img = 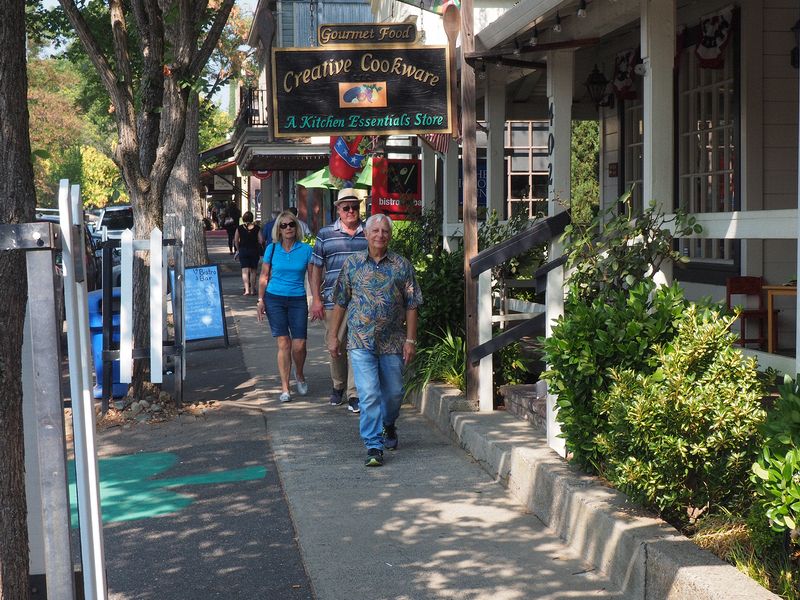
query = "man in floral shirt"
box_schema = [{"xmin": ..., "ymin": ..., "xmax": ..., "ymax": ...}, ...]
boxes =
[{"xmin": 328, "ymin": 213, "xmax": 422, "ymax": 467}]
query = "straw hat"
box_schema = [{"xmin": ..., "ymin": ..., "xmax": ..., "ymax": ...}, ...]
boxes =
[{"xmin": 333, "ymin": 188, "xmax": 362, "ymax": 206}]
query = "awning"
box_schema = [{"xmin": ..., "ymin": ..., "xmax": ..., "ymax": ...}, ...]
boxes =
[{"xmin": 199, "ymin": 141, "xmax": 234, "ymax": 165}]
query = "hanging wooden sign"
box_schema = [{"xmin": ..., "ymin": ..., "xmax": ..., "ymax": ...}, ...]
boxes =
[
  {"xmin": 318, "ymin": 23, "xmax": 418, "ymax": 46},
  {"xmin": 272, "ymin": 45, "xmax": 452, "ymax": 138}
]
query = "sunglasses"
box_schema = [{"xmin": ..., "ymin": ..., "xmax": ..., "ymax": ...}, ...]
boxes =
[
  {"xmin": 339, "ymin": 204, "xmax": 359, "ymax": 213},
  {"xmin": 279, "ymin": 222, "xmax": 296, "ymax": 229}
]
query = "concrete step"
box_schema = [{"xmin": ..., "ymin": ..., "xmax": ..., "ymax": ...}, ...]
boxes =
[{"xmin": 499, "ymin": 381, "xmax": 547, "ymax": 430}]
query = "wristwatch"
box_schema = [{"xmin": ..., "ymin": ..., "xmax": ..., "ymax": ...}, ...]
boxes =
[{"xmin": 405, "ymin": 338, "xmax": 417, "ymax": 345}]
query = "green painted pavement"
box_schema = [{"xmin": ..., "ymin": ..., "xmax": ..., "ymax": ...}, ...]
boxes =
[{"xmin": 67, "ymin": 452, "xmax": 267, "ymax": 527}]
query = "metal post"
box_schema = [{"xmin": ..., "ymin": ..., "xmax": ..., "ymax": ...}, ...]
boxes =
[{"xmin": 26, "ymin": 228, "xmax": 77, "ymax": 600}]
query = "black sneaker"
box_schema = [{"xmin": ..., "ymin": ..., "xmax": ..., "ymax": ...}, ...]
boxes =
[
  {"xmin": 382, "ymin": 424, "xmax": 398, "ymax": 450},
  {"xmin": 365, "ymin": 448, "xmax": 384, "ymax": 467},
  {"xmin": 347, "ymin": 397, "xmax": 360, "ymax": 413},
  {"xmin": 329, "ymin": 388, "xmax": 344, "ymax": 406}
]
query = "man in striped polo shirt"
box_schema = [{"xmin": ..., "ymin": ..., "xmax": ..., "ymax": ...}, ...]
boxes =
[{"xmin": 310, "ymin": 188, "xmax": 368, "ymax": 412}]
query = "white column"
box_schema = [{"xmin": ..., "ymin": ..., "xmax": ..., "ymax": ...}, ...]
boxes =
[
  {"xmin": 421, "ymin": 143, "xmax": 436, "ymax": 212},
  {"xmin": 120, "ymin": 229, "xmax": 134, "ymax": 383},
  {"xmin": 478, "ymin": 271, "xmax": 493, "ymax": 411},
  {"xmin": 545, "ymin": 50, "xmax": 573, "ymax": 457},
  {"xmin": 443, "ymin": 141, "xmax": 460, "ymax": 251},
  {"xmin": 641, "ymin": 0, "xmax": 676, "ymax": 284},
  {"xmin": 486, "ymin": 66, "xmax": 506, "ymax": 219},
  {"xmin": 149, "ymin": 228, "xmax": 163, "ymax": 383}
]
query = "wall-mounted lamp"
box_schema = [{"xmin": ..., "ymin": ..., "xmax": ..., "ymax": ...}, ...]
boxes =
[
  {"xmin": 577, "ymin": 0, "xmax": 587, "ymax": 18},
  {"xmin": 792, "ymin": 20, "xmax": 800, "ymax": 68},
  {"xmin": 585, "ymin": 64, "xmax": 612, "ymax": 109},
  {"xmin": 529, "ymin": 25, "xmax": 539, "ymax": 46},
  {"xmin": 553, "ymin": 11, "xmax": 562, "ymax": 33}
]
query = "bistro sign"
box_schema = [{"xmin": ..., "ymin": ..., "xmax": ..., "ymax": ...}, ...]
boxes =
[
  {"xmin": 271, "ymin": 45, "xmax": 452, "ymax": 138},
  {"xmin": 318, "ymin": 22, "xmax": 418, "ymax": 46}
]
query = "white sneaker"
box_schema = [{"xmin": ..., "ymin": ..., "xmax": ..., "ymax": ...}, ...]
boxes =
[
  {"xmin": 279, "ymin": 391, "xmax": 291, "ymax": 403},
  {"xmin": 296, "ymin": 380, "xmax": 308, "ymax": 396}
]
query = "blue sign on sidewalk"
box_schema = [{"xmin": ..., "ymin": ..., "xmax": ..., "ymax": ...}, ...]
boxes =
[{"xmin": 184, "ymin": 265, "xmax": 227, "ymax": 342}]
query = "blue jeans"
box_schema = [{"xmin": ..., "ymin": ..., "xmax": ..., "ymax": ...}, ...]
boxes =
[{"xmin": 349, "ymin": 349, "xmax": 403, "ymax": 450}]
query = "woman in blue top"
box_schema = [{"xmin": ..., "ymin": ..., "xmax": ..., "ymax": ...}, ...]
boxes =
[{"xmin": 256, "ymin": 210, "xmax": 313, "ymax": 403}]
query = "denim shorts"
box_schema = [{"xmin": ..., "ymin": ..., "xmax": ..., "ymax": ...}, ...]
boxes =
[{"xmin": 264, "ymin": 292, "xmax": 308, "ymax": 339}]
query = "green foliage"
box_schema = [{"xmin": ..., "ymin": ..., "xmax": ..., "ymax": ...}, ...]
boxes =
[
  {"xmin": 543, "ymin": 195, "xmax": 705, "ymax": 474},
  {"xmin": 602, "ymin": 303, "xmax": 765, "ymax": 526},
  {"xmin": 412, "ymin": 248, "xmax": 466, "ymax": 348},
  {"xmin": 478, "ymin": 208, "xmax": 545, "ymax": 282},
  {"xmin": 199, "ymin": 99, "xmax": 233, "ymax": 151},
  {"xmin": 746, "ymin": 501, "xmax": 787, "ymax": 557},
  {"xmin": 494, "ymin": 341, "xmax": 536, "ymax": 388},
  {"xmin": 77, "ymin": 146, "xmax": 128, "ymax": 208},
  {"xmin": 405, "ymin": 327, "xmax": 466, "ymax": 396},
  {"xmin": 391, "ymin": 208, "xmax": 445, "ymax": 263},
  {"xmin": 752, "ymin": 375, "xmax": 800, "ymax": 538},
  {"xmin": 570, "ymin": 120, "xmax": 600, "ymax": 225},
  {"xmin": 392, "ymin": 209, "xmax": 464, "ymax": 347},
  {"xmin": 543, "ymin": 280, "xmax": 686, "ymax": 472},
  {"xmin": 562, "ymin": 192, "xmax": 700, "ymax": 303}
]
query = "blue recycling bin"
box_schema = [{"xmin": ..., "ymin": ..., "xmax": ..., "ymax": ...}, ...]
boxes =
[{"xmin": 87, "ymin": 287, "xmax": 128, "ymax": 398}]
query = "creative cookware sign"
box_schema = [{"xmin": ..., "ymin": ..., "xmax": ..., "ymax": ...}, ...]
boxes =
[{"xmin": 271, "ymin": 45, "xmax": 452, "ymax": 138}]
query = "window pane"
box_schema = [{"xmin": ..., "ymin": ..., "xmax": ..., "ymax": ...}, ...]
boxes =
[
  {"xmin": 510, "ymin": 123, "xmax": 529, "ymax": 147},
  {"xmin": 510, "ymin": 175, "xmax": 529, "ymax": 199},
  {"xmin": 511, "ymin": 150, "xmax": 529, "ymax": 172}
]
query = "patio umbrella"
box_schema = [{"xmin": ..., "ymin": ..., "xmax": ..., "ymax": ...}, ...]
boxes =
[
  {"xmin": 297, "ymin": 167, "xmax": 337, "ymax": 189},
  {"xmin": 354, "ymin": 157, "xmax": 372, "ymax": 189}
]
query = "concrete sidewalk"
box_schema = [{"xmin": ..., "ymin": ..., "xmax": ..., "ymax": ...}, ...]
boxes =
[{"xmin": 203, "ymin": 234, "xmax": 625, "ymax": 599}]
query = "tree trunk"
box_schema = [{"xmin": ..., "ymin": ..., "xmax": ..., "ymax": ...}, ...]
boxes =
[
  {"xmin": 164, "ymin": 91, "xmax": 208, "ymax": 267},
  {"xmin": 0, "ymin": 1, "xmax": 36, "ymax": 597}
]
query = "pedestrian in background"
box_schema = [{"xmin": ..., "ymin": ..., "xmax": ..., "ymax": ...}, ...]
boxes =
[
  {"xmin": 223, "ymin": 201, "xmax": 241, "ymax": 254},
  {"xmin": 288, "ymin": 206, "xmax": 311, "ymax": 238},
  {"xmin": 310, "ymin": 188, "xmax": 368, "ymax": 414},
  {"xmin": 328, "ymin": 213, "xmax": 422, "ymax": 467},
  {"xmin": 233, "ymin": 211, "xmax": 260, "ymax": 296},
  {"xmin": 257, "ymin": 210, "xmax": 313, "ymax": 403}
]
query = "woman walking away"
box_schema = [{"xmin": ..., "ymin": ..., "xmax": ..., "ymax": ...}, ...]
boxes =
[
  {"xmin": 223, "ymin": 202, "xmax": 241, "ymax": 253},
  {"xmin": 256, "ymin": 210, "xmax": 313, "ymax": 403},
  {"xmin": 234, "ymin": 211, "xmax": 261, "ymax": 295}
]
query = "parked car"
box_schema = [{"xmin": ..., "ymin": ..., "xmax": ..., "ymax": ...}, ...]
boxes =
[{"xmin": 93, "ymin": 205, "xmax": 133, "ymax": 241}]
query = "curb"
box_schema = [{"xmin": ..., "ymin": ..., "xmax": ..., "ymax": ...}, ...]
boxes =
[{"xmin": 409, "ymin": 383, "xmax": 780, "ymax": 600}]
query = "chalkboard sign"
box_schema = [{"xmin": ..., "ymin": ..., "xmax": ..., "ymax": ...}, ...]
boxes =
[{"xmin": 184, "ymin": 265, "xmax": 228, "ymax": 343}]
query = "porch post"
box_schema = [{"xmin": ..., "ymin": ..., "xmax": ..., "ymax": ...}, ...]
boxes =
[
  {"xmin": 486, "ymin": 66, "xmax": 506, "ymax": 219},
  {"xmin": 443, "ymin": 141, "xmax": 460, "ymax": 251},
  {"xmin": 545, "ymin": 50, "xmax": 573, "ymax": 457},
  {"xmin": 641, "ymin": 0, "xmax": 676, "ymax": 284},
  {"xmin": 421, "ymin": 143, "xmax": 436, "ymax": 212}
]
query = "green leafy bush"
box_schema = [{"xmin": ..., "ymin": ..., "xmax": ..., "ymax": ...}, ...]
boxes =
[
  {"xmin": 405, "ymin": 327, "xmax": 466, "ymax": 396},
  {"xmin": 752, "ymin": 376, "xmax": 800, "ymax": 538},
  {"xmin": 602, "ymin": 303, "xmax": 764, "ymax": 526},
  {"xmin": 412, "ymin": 249, "xmax": 465, "ymax": 348},
  {"xmin": 543, "ymin": 280, "xmax": 685, "ymax": 472}
]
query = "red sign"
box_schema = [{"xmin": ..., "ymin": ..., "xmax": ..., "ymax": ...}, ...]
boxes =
[
  {"xmin": 370, "ymin": 157, "xmax": 421, "ymax": 221},
  {"xmin": 252, "ymin": 170, "xmax": 273, "ymax": 180}
]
